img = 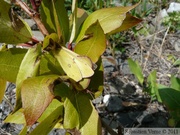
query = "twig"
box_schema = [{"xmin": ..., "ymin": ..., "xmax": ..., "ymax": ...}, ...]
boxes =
[
  {"xmin": 3, "ymin": 95, "xmax": 14, "ymax": 111},
  {"xmin": 142, "ymin": 33, "xmax": 157, "ymax": 72},
  {"xmin": 158, "ymin": 26, "xmax": 170, "ymax": 57},
  {"xmin": 14, "ymin": 0, "xmax": 49, "ymax": 36},
  {"xmin": 101, "ymin": 118, "xmax": 119, "ymax": 135}
]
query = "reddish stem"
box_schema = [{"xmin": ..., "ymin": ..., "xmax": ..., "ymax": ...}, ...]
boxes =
[{"xmin": 14, "ymin": 0, "xmax": 49, "ymax": 36}]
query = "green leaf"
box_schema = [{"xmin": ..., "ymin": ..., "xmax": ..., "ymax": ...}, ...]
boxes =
[
  {"xmin": 19, "ymin": 125, "xmax": 27, "ymax": 135},
  {"xmin": 0, "ymin": 48, "xmax": 27, "ymax": 82},
  {"xmin": 0, "ymin": 0, "xmax": 32, "ymax": 44},
  {"xmin": 40, "ymin": 0, "xmax": 69, "ymax": 43},
  {"xmin": 38, "ymin": 99, "xmax": 63, "ymax": 122},
  {"xmin": 170, "ymin": 76, "xmax": 180, "ymax": 91},
  {"xmin": 159, "ymin": 88, "xmax": 180, "ymax": 110},
  {"xmin": 108, "ymin": 13, "xmax": 142, "ymax": 34},
  {"xmin": 69, "ymin": 0, "xmax": 78, "ymax": 43},
  {"xmin": 40, "ymin": 52, "xmax": 64, "ymax": 75},
  {"xmin": 4, "ymin": 108, "xmax": 26, "ymax": 124},
  {"xmin": 43, "ymin": 33, "xmax": 59, "ymax": 50},
  {"xmin": 63, "ymin": 92, "xmax": 101, "ymax": 135},
  {"xmin": 173, "ymin": 59, "xmax": 180, "ymax": 66},
  {"xmin": 128, "ymin": 58, "xmax": 144, "ymax": 85},
  {"xmin": 75, "ymin": 21, "xmax": 106, "ymax": 63},
  {"xmin": 88, "ymin": 58, "xmax": 104, "ymax": 98},
  {"xmin": 76, "ymin": 3, "xmax": 139, "ymax": 41},
  {"xmin": 0, "ymin": 78, "xmax": 6, "ymax": 103},
  {"xmin": 29, "ymin": 104, "xmax": 63, "ymax": 135},
  {"xmin": 147, "ymin": 70, "xmax": 162, "ymax": 102},
  {"xmin": 15, "ymin": 44, "xmax": 41, "ymax": 111},
  {"xmin": 159, "ymin": 88, "xmax": 180, "ymax": 120},
  {"xmin": 21, "ymin": 75, "xmax": 60, "ymax": 125},
  {"xmin": 69, "ymin": 8, "xmax": 88, "ymax": 41}
]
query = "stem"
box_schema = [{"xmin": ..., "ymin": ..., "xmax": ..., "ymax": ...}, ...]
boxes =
[{"xmin": 14, "ymin": 0, "xmax": 49, "ymax": 36}]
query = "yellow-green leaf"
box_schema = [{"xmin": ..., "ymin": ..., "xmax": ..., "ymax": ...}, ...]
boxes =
[
  {"xmin": 88, "ymin": 58, "xmax": 104, "ymax": 98},
  {"xmin": 69, "ymin": 8, "xmax": 88, "ymax": 42},
  {"xmin": 40, "ymin": 0, "xmax": 69, "ymax": 43},
  {"xmin": 128, "ymin": 58, "xmax": 144, "ymax": 85},
  {"xmin": 15, "ymin": 44, "xmax": 41, "ymax": 111},
  {"xmin": 0, "ymin": 0, "xmax": 32, "ymax": 44},
  {"xmin": 64, "ymin": 92, "xmax": 101, "ymax": 135},
  {"xmin": 108, "ymin": 13, "xmax": 142, "ymax": 34},
  {"xmin": 29, "ymin": 104, "xmax": 63, "ymax": 135},
  {"xmin": 170, "ymin": 76, "xmax": 180, "ymax": 91},
  {"xmin": 38, "ymin": 99, "xmax": 63, "ymax": 122},
  {"xmin": 0, "ymin": 78, "xmax": 6, "ymax": 103},
  {"xmin": 19, "ymin": 125, "xmax": 27, "ymax": 135},
  {"xmin": 21, "ymin": 75, "xmax": 59, "ymax": 125},
  {"xmin": 40, "ymin": 52, "xmax": 64, "ymax": 75},
  {"xmin": 4, "ymin": 108, "xmax": 26, "ymax": 124},
  {"xmin": 76, "ymin": 3, "xmax": 139, "ymax": 41},
  {"xmin": 75, "ymin": 21, "xmax": 106, "ymax": 63},
  {"xmin": 0, "ymin": 48, "xmax": 27, "ymax": 82}
]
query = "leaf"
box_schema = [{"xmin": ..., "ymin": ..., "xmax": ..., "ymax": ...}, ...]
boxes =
[
  {"xmin": 88, "ymin": 58, "xmax": 104, "ymax": 98},
  {"xmin": 128, "ymin": 58, "xmax": 144, "ymax": 85},
  {"xmin": 0, "ymin": 48, "xmax": 27, "ymax": 82},
  {"xmin": 108, "ymin": 13, "xmax": 142, "ymax": 34},
  {"xmin": 21, "ymin": 75, "xmax": 59, "ymax": 126},
  {"xmin": 75, "ymin": 21, "xmax": 106, "ymax": 63},
  {"xmin": 69, "ymin": 8, "xmax": 88, "ymax": 41},
  {"xmin": 170, "ymin": 76, "xmax": 180, "ymax": 91},
  {"xmin": 69, "ymin": 0, "xmax": 78, "ymax": 43},
  {"xmin": 0, "ymin": 78, "xmax": 6, "ymax": 103},
  {"xmin": 43, "ymin": 33, "xmax": 59, "ymax": 50},
  {"xmin": 4, "ymin": 108, "xmax": 26, "ymax": 124},
  {"xmin": 19, "ymin": 125, "xmax": 27, "ymax": 135},
  {"xmin": 0, "ymin": 0, "xmax": 32, "ymax": 44},
  {"xmin": 71, "ymin": 78, "xmax": 91, "ymax": 91},
  {"xmin": 40, "ymin": 52, "xmax": 64, "ymax": 75},
  {"xmin": 38, "ymin": 99, "xmax": 63, "ymax": 122},
  {"xmin": 147, "ymin": 70, "xmax": 162, "ymax": 102},
  {"xmin": 63, "ymin": 92, "xmax": 101, "ymax": 135},
  {"xmin": 76, "ymin": 3, "xmax": 139, "ymax": 41},
  {"xmin": 15, "ymin": 44, "xmax": 41, "ymax": 111},
  {"xmin": 173, "ymin": 59, "xmax": 180, "ymax": 66},
  {"xmin": 159, "ymin": 88, "xmax": 180, "ymax": 120},
  {"xmin": 53, "ymin": 46, "xmax": 94, "ymax": 82},
  {"xmin": 29, "ymin": 104, "xmax": 63, "ymax": 135},
  {"xmin": 40, "ymin": 0, "xmax": 69, "ymax": 43}
]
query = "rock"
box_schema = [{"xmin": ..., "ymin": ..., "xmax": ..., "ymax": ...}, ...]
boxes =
[
  {"xmin": 92, "ymin": 95, "xmax": 103, "ymax": 104},
  {"xmin": 128, "ymin": 111, "xmax": 142, "ymax": 121},
  {"xmin": 174, "ymin": 39, "xmax": 180, "ymax": 52},
  {"xmin": 32, "ymin": 31, "xmax": 44, "ymax": 41},
  {"xmin": 116, "ymin": 113, "xmax": 134, "ymax": 127},
  {"xmin": 106, "ymin": 95, "xmax": 124, "ymax": 112},
  {"xmin": 142, "ymin": 114, "xmax": 154, "ymax": 123},
  {"xmin": 103, "ymin": 94, "xmax": 111, "ymax": 104},
  {"xmin": 167, "ymin": 2, "xmax": 180, "ymax": 13},
  {"xmin": 24, "ymin": 19, "xmax": 36, "ymax": 28}
]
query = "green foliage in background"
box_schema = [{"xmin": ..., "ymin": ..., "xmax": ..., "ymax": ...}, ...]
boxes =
[{"xmin": 128, "ymin": 58, "xmax": 180, "ymax": 127}]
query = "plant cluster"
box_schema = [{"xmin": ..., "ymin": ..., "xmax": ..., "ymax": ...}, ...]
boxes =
[
  {"xmin": 128, "ymin": 58, "xmax": 180, "ymax": 127},
  {"xmin": 0, "ymin": 0, "xmax": 141, "ymax": 134},
  {"xmin": 162, "ymin": 11, "xmax": 180, "ymax": 32}
]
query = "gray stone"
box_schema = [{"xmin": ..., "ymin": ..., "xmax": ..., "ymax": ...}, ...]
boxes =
[
  {"xmin": 106, "ymin": 95, "xmax": 124, "ymax": 112},
  {"xmin": 32, "ymin": 31, "xmax": 44, "ymax": 41}
]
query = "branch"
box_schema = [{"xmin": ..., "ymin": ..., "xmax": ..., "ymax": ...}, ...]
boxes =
[{"xmin": 14, "ymin": 0, "xmax": 49, "ymax": 36}]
